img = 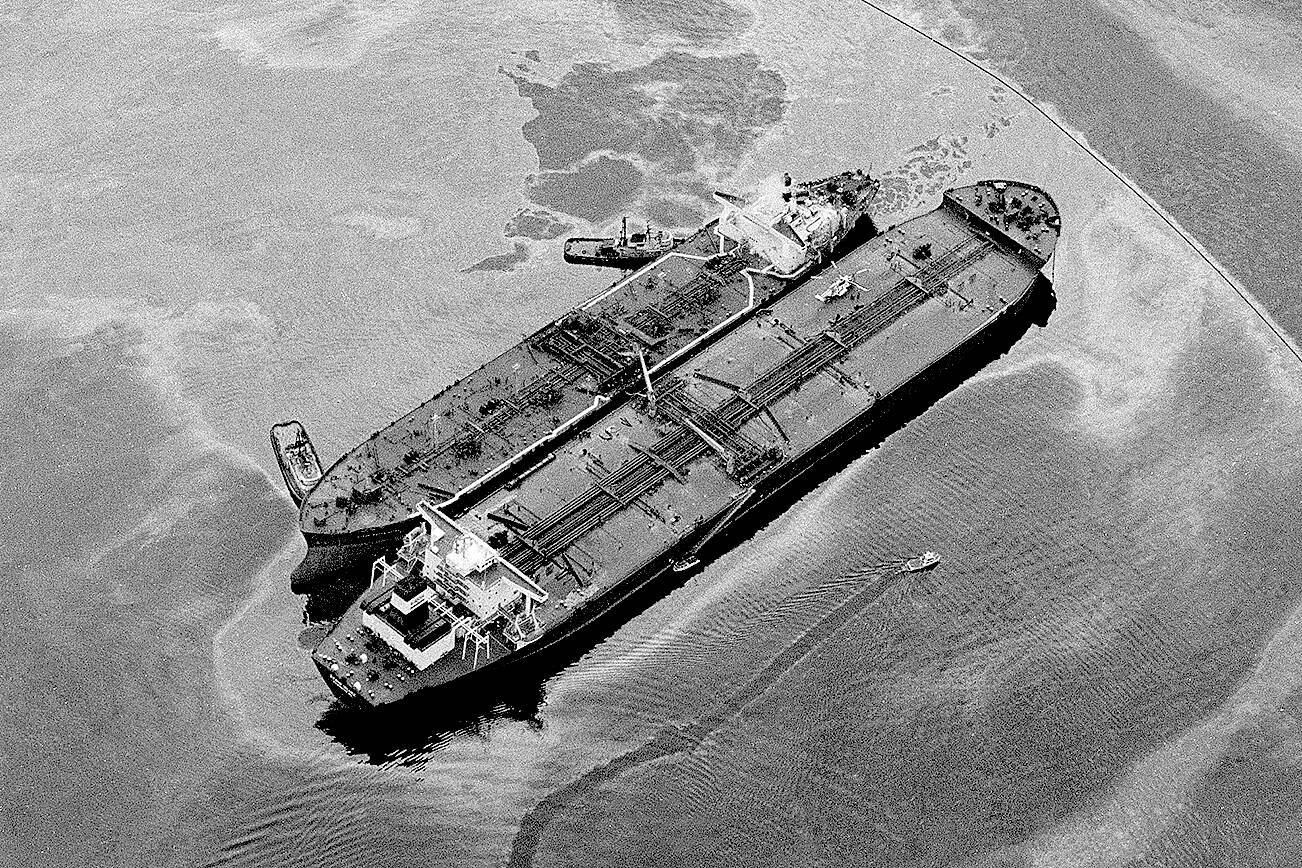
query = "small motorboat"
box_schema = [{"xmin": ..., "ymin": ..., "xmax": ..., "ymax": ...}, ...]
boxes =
[
  {"xmin": 902, "ymin": 551, "xmax": 941, "ymax": 573},
  {"xmin": 563, "ymin": 217, "xmax": 679, "ymax": 269}
]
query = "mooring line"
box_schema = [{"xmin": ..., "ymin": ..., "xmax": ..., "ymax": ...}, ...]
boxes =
[{"xmin": 852, "ymin": 0, "xmax": 1302, "ymax": 366}]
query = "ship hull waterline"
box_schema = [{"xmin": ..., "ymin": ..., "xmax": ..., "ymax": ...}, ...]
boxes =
[{"xmin": 317, "ymin": 270, "xmax": 1055, "ymax": 712}]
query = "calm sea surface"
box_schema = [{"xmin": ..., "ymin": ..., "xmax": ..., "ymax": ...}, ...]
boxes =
[{"xmin": 2, "ymin": 1, "xmax": 1301, "ymax": 866}]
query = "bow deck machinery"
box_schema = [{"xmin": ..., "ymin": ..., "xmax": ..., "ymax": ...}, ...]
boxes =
[
  {"xmin": 312, "ymin": 179, "xmax": 1061, "ymax": 706},
  {"xmin": 287, "ymin": 170, "xmax": 880, "ymax": 590}
]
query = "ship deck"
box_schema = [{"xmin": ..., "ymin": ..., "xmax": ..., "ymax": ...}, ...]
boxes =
[
  {"xmin": 317, "ymin": 181, "xmax": 1060, "ymax": 705},
  {"xmin": 300, "ymin": 224, "xmax": 789, "ymax": 538},
  {"xmin": 463, "ymin": 182, "xmax": 1056, "ymax": 590}
]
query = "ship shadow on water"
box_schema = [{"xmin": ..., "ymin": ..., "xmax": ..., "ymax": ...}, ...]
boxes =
[
  {"xmin": 312, "ymin": 272, "xmax": 1057, "ymax": 763},
  {"xmin": 315, "ymin": 678, "xmax": 551, "ymax": 764}
]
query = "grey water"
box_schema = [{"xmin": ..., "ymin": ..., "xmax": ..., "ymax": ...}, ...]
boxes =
[{"xmin": 2, "ymin": 1, "xmax": 1301, "ymax": 866}]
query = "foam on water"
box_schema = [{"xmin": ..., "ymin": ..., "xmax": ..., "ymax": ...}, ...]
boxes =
[
  {"xmin": 0, "ymin": 301, "xmax": 296, "ymax": 866},
  {"xmin": 210, "ymin": 0, "xmax": 426, "ymax": 70},
  {"xmin": 5, "ymin": 0, "xmax": 1302, "ymax": 864},
  {"xmin": 1025, "ymin": 588, "xmax": 1302, "ymax": 865},
  {"xmin": 1093, "ymin": 0, "xmax": 1302, "ymax": 151}
]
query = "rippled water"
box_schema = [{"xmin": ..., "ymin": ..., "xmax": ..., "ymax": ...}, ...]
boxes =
[{"xmin": 3, "ymin": 0, "xmax": 1301, "ymax": 866}]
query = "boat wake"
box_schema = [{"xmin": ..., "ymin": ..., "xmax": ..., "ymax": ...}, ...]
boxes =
[{"xmin": 507, "ymin": 561, "xmax": 921, "ymax": 867}]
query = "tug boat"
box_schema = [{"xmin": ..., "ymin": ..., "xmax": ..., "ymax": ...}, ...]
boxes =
[
  {"xmin": 271, "ymin": 421, "xmax": 323, "ymax": 507},
  {"xmin": 563, "ymin": 217, "xmax": 679, "ymax": 269}
]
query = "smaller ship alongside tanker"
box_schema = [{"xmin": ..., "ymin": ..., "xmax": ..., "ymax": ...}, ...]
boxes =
[
  {"xmin": 291, "ymin": 174, "xmax": 1060, "ymax": 707},
  {"xmin": 270, "ymin": 421, "xmax": 323, "ymax": 507},
  {"xmin": 563, "ymin": 217, "xmax": 680, "ymax": 269}
]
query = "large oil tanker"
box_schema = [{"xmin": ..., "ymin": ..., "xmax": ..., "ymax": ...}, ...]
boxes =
[
  {"xmin": 286, "ymin": 170, "xmax": 881, "ymax": 591},
  {"xmin": 308, "ymin": 177, "xmax": 1061, "ymax": 707}
]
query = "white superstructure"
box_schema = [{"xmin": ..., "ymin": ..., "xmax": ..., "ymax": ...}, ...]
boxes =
[
  {"xmin": 355, "ymin": 502, "xmax": 548, "ymax": 671},
  {"xmin": 714, "ymin": 170, "xmax": 875, "ymax": 274}
]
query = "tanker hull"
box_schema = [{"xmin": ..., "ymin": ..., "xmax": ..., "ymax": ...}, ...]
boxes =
[
  {"xmin": 289, "ymin": 170, "xmax": 881, "ymax": 591},
  {"xmin": 312, "ymin": 180, "xmax": 1062, "ymax": 708}
]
